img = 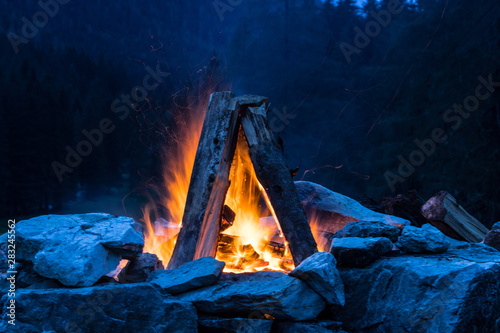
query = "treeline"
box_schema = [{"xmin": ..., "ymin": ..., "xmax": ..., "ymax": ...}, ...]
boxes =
[
  {"xmin": 225, "ymin": 0, "xmax": 500, "ymax": 224},
  {"xmin": 0, "ymin": 0, "xmax": 499, "ymax": 224}
]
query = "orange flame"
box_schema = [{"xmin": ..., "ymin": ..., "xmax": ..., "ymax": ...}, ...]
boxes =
[
  {"xmin": 143, "ymin": 93, "xmax": 295, "ymax": 272},
  {"xmin": 215, "ymin": 131, "xmax": 294, "ymax": 272},
  {"xmin": 142, "ymin": 94, "xmax": 206, "ymax": 264}
]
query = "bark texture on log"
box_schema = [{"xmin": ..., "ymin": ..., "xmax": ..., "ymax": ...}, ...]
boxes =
[
  {"xmin": 421, "ymin": 191, "xmax": 489, "ymax": 243},
  {"xmin": 241, "ymin": 104, "xmax": 318, "ymax": 266},
  {"xmin": 167, "ymin": 92, "xmax": 240, "ymax": 269}
]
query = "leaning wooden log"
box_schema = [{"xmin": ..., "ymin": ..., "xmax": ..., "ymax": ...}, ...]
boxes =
[
  {"xmin": 421, "ymin": 191, "xmax": 489, "ymax": 243},
  {"xmin": 167, "ymin": 92, "xmax": 240, "ymax": 269},
  {"xmin": 241, "ymin": 103, "xmax": 318, "ymax": 266}
]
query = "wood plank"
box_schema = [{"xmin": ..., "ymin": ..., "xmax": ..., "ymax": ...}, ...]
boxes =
[
  {"xmin": 421, "ymin": 191, "xmax": 489, "ymax": 242},
  {"xmin": 167, "ymin": 92, "xmax": 240, "ymax": 269},
  {"xmin": 241, "ymin": 104, "xmax": 318, "ymax": 266}
]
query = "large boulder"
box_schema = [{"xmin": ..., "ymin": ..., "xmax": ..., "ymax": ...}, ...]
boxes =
[
  {"xmin": 0, "ymin": 283, "xmax": 198, "ymax": 332},
  {"xmin": 289, "ymin": 252, "xmax": 345, "ymax": 306},
  {"xmin": 148, "ymin": 257, "xmax": 225, "ymax": 295},
  {"xmin": 333, "ymin": 244, "xmax": 500, "ymax": 332},
  {"xmin": 14, "ymin": 213, "xmax": 144, "ymax": 287},
  {"xmin": 331, "ymin": 237, "xmax": 393, "ymax": 268},
  {"xmin": 396, "ymin": 224, "xmax": 450, "ymax": 253},
  {"xmin": 333, "ymin": 220, "xmax": 401, "ymax": 243},
  {"xmin": 176, "ymin": 271, "xmax": 326, "ymax": 321},
  {"xmin": 483, "ymin": 222, "xmax": 500, "ymax": 251},
  {"xmin": 295, "ymin": 181, "xmax": 410, "ymax": 235}
]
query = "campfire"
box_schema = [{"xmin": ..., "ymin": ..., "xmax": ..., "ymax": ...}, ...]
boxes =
[
  {"xmin": 6, "ymin": 92, "xmax": 500, "ymax": 333},
  {"xmin": 143, "ymin": 92, "xmax": 318, "ymax": 273}
]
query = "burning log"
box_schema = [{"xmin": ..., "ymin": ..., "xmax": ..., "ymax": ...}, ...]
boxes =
[
  {"xmin": 168, "ymin": 92, "xmax": 318, "ymax": 270},
  {"xmin": 220, "ymin": 205, "xmax": 236, "ymax": 233},
  {"xmin": 241, "ymin": 103, "xmax": 318, "ymax": 266},
  {"xmin": 421, "ymin": 191, "xmax": 489, "ymax": 242},
  {"xmin": 168, "ymin": 92, "xmax": 241, "ymax": 269}
]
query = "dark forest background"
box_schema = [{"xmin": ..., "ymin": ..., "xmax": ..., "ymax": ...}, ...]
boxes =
[{"xmin": 0, "ymin": 0, "xmax": 499, "ymax": 228}]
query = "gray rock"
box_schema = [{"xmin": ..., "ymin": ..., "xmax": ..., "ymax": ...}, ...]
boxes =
[
  {"xmin": 289, "ymin": 252, "xmax": 345, "ymax": 306},
  {"xmin": 0, "ymin": 243, "xmax": 8, "ymax": 276},
  {"xmin": 397, "ymin": 224, "xmax": 450, "ymax": 253},
  {"xmin": 272, "ymin": 320, "xmax": 346, "ymax": 333},
  {"xmin": 16, "ymin": 263, "xmax": 50, "ymax": 288},
  {"xmin": 334, "ymin": 244, "xmax": 500, "ymax": 332},
  {"xmin": 118, "ymin": 253, "xmax": 164, "ymax": 283},
  {"xmin": 14, "ymin": 213, "xmax": 144, "ymax": 287},
  {"xmin": 295, "ymin": 181, "xmax": 410, "ymax": 235},
  {"xmin": 333, "ymin": 220, "xmax": 401, "ymax": 243},
  {"xmin": 330, "ymin": 237, "xmax": 393, "ymax": 268},
  {"xmin": 177, "ymin": 271, "xmax": 326, "ymax": 321},
  {"xmin": 148, "ymin": 256, "xmax": 225, "ymax": 295},
  {"xmin": 0, "ymin": 283, "xmax": 197, "ymax": 333},
  {"xmin": 25, "ymin": 279, "xmax": 64, "ymax": 290},
  {"xmin": 483, "ymin": 221, "xmax": 500, "ymax": 251},
  {"xmin": 198, "ymin": 316, "xmax": 272, "ymax": 333}
]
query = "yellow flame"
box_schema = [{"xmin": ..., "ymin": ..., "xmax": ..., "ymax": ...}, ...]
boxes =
[
  {"xmin": 143, "ymin": 93, "xmax": 295, "ymax": 272},
  {"xmin": 142, "ymin": 95, "xmax": 206, "ymax": 264},
  {"xmin": 216, "ymin": 131, "xmax": 294, "ymax": 273}
]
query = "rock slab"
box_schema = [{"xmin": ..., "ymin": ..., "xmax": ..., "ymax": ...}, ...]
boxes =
[
  {"xmin": 14, "ymin": 213, "xmax": 144, "ymax": 287},
  {"xmin": 333, "ymin": 220, "xmax": 401, "ymax": 243},
  {"xmin": 272, "ymin": 320, "xmax": 346, "ymax": 333},
  {"xmin": 0, "ymin": 283, "xmax": 197, "ymax": 333},
  {"xmin": 148, "ymin": 256, "xmax": 225, "ymax": 295},
  {"xmin": 295, "ymin": 181, "xmax": 410, "ymax": 235},
  {"xmin": 397, "ymin": 223, "xmax": 450, "ymax": 253},
  {"xmin": 289, "ymin": 252, "xmax": 345, "ymax": 306},
  {"xmin": 331, "ymin": 237, "xmax": 393, "ymax": 268},
  {"xmin": 198, "ymin": 316, "xmax": 272, "ymax": 333},
  {"xmin": 334, "ymin": 244, "xmax": 500, "ymax": 332},
  {"xmin": 177, "ymin": 271, "xmax": 326, "ymax": 321}
]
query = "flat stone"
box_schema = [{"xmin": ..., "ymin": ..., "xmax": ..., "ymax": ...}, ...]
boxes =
[
  {"xmin": 333, "ymin": 244, "xmax": 500, "ymax": 332},
  {"xmin": 295, "ymin": 181, "xmax": 410, "ymax": 235},
  {"xmin": 198, "ymin": 316, "xmax": 272, "ymax": 333},
  {"xmin": 0, "ymin": 283, "xmax": 197, "ymax": 333},
  {"xmin": 333, "ymin": 220, "xmax": 401, "ymax": 243},
  {"xmin": 272, "ymin": 320, "xmax": 346, "ymax": 333},
  {"xmin": 177, "ymin": 271, "xmax": 325, "ymax": 321},
  {"xmin": 483, "ymin": 222, "xmax": 500, "ymax": 251},
  {"xmin": 289, "ymin": 252, "xmax": 345, "ymax": 306},
  {"xmin": 148, "ymin": 257, "xmax": 225, "ymax": 295},
  {"xmin": 119, "ymin": 253, "xmax": 164, "ymax": 283},
  {"xmin": 397, "ymin": 224, "xmax": 450, "ymax": 253},
  {"xmin": 331, "ymin": 237, "xmax": 393, "ymax": 268},
  {"xmin": 12, "ymin": 213, "xmax": 144, "ymax": 287}
]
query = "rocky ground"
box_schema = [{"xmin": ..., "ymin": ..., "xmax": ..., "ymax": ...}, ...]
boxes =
[{"xmin": 1, "ymin": 182, "xmax": 499, "ymax": 332}]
